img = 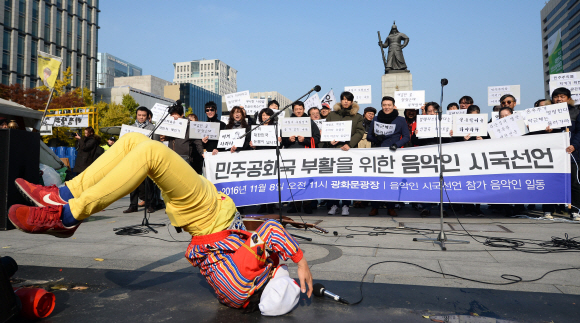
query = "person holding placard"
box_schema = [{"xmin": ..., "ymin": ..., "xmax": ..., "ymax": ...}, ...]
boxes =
[
  {"xmin": 187, "ymin": 113, "xmax": 205, "ymax": 175},
  {"xmin": 366, "ymin": 96, "xmax": 410, "ymax": 217},
  {"xmin": 403, "ymin": 108, "xmax": 419, "ymax": 148},
  {"xmin": 160, "ymin": 104, "xmax": 196, "ymax": 166},
  {"xmin": 72, "ymin": 127, "xmax": 101, "ymax": 175},
  {"xmin": 447, "ymin": 103, "xmax": 459, "ymax": 110},
  {"xmin": 202, "ymin": 101, "xmax": 227, "ymax": 157},
  {"xmin": 308, "ymin": 107, "xmax": 321, "ymax": 121},
  {"xmin": 499, "ymin": 94, "xmax": 517, "ymax": 110},
  {"xmin": 282, "ymin": 101, "xmax": 321, "ymax": 214},
  {"xmin": 212, "ymin": 106, "xmax": 251, "ymax": 157},
  {"xmin": 325, "ymin": 92, "xmax": 365, "ymax": 216},
  {"xmin": 458, "ymin": 96, "xmax": 473, "ymax": 110},
  {"xmin": 251, "ymin": 100, "xmax": 279, "ymax": 126},
  {"xmin": 357, "ymin": 107, "xmax": 377, "ymax": 149}
]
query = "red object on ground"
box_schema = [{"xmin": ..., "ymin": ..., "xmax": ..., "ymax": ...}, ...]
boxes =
[{"xmin": 13, "ymin": 287, "xmax": 56, "ymax": 319}]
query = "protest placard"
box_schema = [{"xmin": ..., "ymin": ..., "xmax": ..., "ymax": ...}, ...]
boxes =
[
  {"xmin": 119, "ymin": 124, "xmax": 152, "ymax": 138},
  {"xmin": 151, "ymin": 103, "xmax": 169, "ymax": 123},
  {"xmin": 313, "ymin": 119, "xmax": 326, "ymax": 129},
  {"xmin": 155, "ymin": 118, "xmax": 188, "ymax": 139},
  {"xmin": 217, "ymin": 129, "xmax": 246, "ymax": 149},
  {"xmin": 446, "ymin": 109, "xmax": 467, "ymax": 115},
  {"xmin": 373, "ymin": 121, "xmax": 396, "ymax": 136},
  {"xmin": 487, "ymin": 85, "xmax": 520, "ymax": 106},
  {"xmin": 320, "ymin": 121, "xmax": 352, "ymax": 142},
  {"xmin": 488, "ymin": 114, "xmax": 527, "ymax": 139},
  {"xmin": 416, "ymin": 115, "xmax": 452, "ymax": 138},
  {"xmin": 225, "ymin": 91, "xmax": 250, "ymax": 110},
  {"xmin": 394, "ymin": 90, "xmax": 425, "ymax": 110},
  {"xmin": 320, "ymin": 89, "xmax": 336, "ymax": 108},
  {"xmin": 545, "ymin": 102, "xmax": 572, "ymax": 129},
  {"xmin": 244, "ymin": 98, "xmax": 267, "ymax": 116},
  {"xmin": 279, "ymin": 117, "xmax": 311, "ymax": 137},
  {"xmin": 251, "ymin": 125, "xmax": 277, "ymax": 147},
  {"xmin": 549, "ymin": 72, "xmax": 580, "ymax": 104},
  {"xmin": 189, "ymin": 121, "xmax": 221, "ymax": 140},
  {"xmin": 304, "ymin": 93, "xmax": 323, "ymax": 111},
  {"xmin": 452, "ymin": 114, "xmax": 488, "ymax": 137},
  {"xmin": 344, "ymin": 85, "xmax": 371, "ymax": 104},
  {"xmin": 524, "ymin": 107, "xmax": 550, "ymax": 132},
  {"xmin": 44, "ymin": 114, "xmax": 89, "ymax": 128}
]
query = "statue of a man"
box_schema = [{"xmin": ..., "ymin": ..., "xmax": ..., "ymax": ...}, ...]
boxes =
[{"xmin": 378, "ymin": 22, "xmax": 409, "ymax": 73}]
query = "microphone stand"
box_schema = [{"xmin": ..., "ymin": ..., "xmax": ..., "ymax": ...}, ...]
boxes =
[
  {"xmin": 114, "ymin": 108, "xmax": 175, "ymax": 235},
  {"xmin": 413, "ymin": 79, "xmax": 469, "ymax": 250},
  {"xmin": 240, "ymin": 87, "xmax": 321, "ymax": 242}
]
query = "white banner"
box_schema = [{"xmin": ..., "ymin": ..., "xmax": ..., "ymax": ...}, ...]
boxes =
[
  {"xmin": 373, "ymin": 122, "xmax": 396, "ymax": 136},
  {"xmin": 320, "ymin": 89, "xmax": 336, "ymax": 108},
  {"xmin": 225, "ymin": 91, "xmax": 250, "ymax": 111},
  {"xmin": 488, "ymin": 85, "xmax": 520, "ymax": 106},
  {"xmin": 321, "ymin": 121, "xmax": 352, "ymax": 142},
  {"xmin": 119, "ymin": 124, "xmax": 151, "ymax": 138},
  {"xmin": 251, "ymin": 125, "xmax": 277, "ymax": 147},
  {"xmin": 44, "ymin": 114, "xmax": 89, "ymax": 128},
  {"xmin": 204, "ymin": 133, "xmax": 571, "ymax": 206},
  {"xmin": 304, "ymin": 93, "xmax": 323, "ymax": 111},
  {"xmin": 453, "ymin": 114, "xmax": 488, "ymax": 137},
  {"xmin": 189, "ymin": 121, "xmax": 221, "ymax": 140},
  {"xmin": 545, "ymin": 102, "xmax": 572, "ymax": 129},
  {"xmin": 217, "ymin": 129, "xmax": 246, "ymax": 149},
  {"xmin": 488, "ymin": 114, "xmax": 527, "ymax": 139},
  {"xmin": 416, "ymin": 115, "xmax": 452, "ymax": 138},
  {"xmin": 155, "ymin": 118, "xmax": 188, "ymax": 139},
  {"xmin": 344, "ymin": 85, "xmax": 372, "ymax": 104},
  {"xmin": 244, "ymin": 98, "xmax": 267, "ymax": 116},
  {"xmin": 151, "ymin": 103, "xmax": 169, "ymax": 123},
  {"xmin": 394, "ymin": 90, "xmax": 425, "ymax": 110},
  {"xmin": 279, "ymin": 117, "xmax": 311, "ymax": 137}
]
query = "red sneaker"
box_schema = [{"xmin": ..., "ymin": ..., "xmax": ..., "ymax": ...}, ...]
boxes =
[
  {"xmin": 8, "ymin": 204, "xmax": 80, "ymax": 238},
  {"xmin": 15, "ymin": 178, "xmax": 68, "ymax": 207}
]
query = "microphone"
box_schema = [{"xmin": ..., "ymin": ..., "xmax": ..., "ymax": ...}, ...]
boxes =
[
  {"xmin": 440, "ymin": 78, "xmax": 448, "ymax": 86},
  {"xmin": 313, "ymin": 283, "xmax": 349, "ymax": 304},
  {"xmin": 313, "ymin": 85, "xmax": 321, "ymax": 92}
]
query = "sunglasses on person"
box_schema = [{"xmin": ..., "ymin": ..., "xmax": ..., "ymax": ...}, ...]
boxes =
[
  {"xmin": 205, "ymin": 108, "xmax": 216, "ymax": 112},
  {"xmin": 501, "ymin": 100, "xmax": 514, "ymax": 105}
]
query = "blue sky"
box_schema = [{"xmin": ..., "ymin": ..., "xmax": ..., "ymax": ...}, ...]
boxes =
[{"xmin": 99, "ymin": 0, "xmax": 547, "ymax": 114}]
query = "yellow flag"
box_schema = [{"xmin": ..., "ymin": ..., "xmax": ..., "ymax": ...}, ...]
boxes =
[{"xmin": 37, "ymin": 51, "xmax": 62, "ymax": 89}]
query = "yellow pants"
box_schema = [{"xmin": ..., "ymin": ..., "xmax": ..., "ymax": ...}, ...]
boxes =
[{"xmin": 66, "ymin": 132, "xmax": 236, "ymax": 236}]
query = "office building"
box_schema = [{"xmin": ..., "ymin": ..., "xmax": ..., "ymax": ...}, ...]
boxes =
[
  {"xmin": 114, "ymin": 75, "xmax": 169, "ymax": 97},
  {"xmin": 1, "ymin": 0, "xmax": 99, "ymax": 91},
  {"xmin": 97, "ymin": 52, "xmax": 142, "ymax": 88},
  {"xmin": 96, "ymin": 85, "xmax": 175, "ymax": 108},
  {"xmin": 164, "ymin": 83, "xmax": 222, "ymax": 121},
  {"xmin": 541, "ymin": 0, "xmax": 580, "ymax": 96},
  {"xmin": 173, "ymin": 58, "xmax": 237, "ymax": 96}
]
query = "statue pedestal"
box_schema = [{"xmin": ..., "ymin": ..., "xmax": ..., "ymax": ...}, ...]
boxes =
[{"xmin": 381, "ymin": 72, "xmax": 413, "ymax": 98}]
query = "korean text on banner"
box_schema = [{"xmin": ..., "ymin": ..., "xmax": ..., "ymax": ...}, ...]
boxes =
[
  {"xmin": 344, "ymin": 85, "xmax": 372, "ymax": 104},
  {"xmin": 155, "ymin": 118, "xmax": 188, "ymax": 139},
  {"xmin": 244, "ymin": 99, "xmax": 267, "ymax": 116},
  {"xmin": 321, "ymin": 121, "xmax": 352, "ymax": 142},
  {"xmin": 416, "ymin": 115, "xmax": 452, "ymax": 138},
  {"xmin": 189, "ymin": 121, "xmax": 221, "ymax": 140},
  {"xmin": 545, "ymin": 102, "xmax": 572, "ymax": 129},
  {"xmin": 394, "ymin": 90, "xmax": 425, "ymax": 110},
  {"xmin": 204, "ymin": 133, "xmax": 571, "ymax": 206},
  {"xmin": 452, "ymin": 114, "xmax": 488, "ymax": 137},
  {"xmin": 44, "ymin": 115, "xmax": 89, "ymax": 128},
  {"xmin": 304, "ymin": 93, "xmax": 323, "ymax": 111},
  {"xmin": 37, "ymin": 51, "xmax": 62, "ymax": 89},
  {"xmin": 119, "ymin": 124, "xmax": 151, "ymax": 138},
  {"xmin": 549, "ymin": 72, "xmax": 580, "ymax": 104},
  {"xmin": 488, "ymin": 85, "xmax": 520, "ymax": 106},
  {"xmin": 151, "ymin": 103, "xmax": 169, "ymax": 123},
  {"xmin": 373, "ymin": 122, "xmax": 396, "ymax": 136},
  {"xmin": 320, "ymin": 89, "xmax": 336, "ymax": 108},
  {"xmin": 251, "ymin": 125, "xmax": 277, "ymax": 147},
  {"xmin": 217, "ymin": 129, "xmax": 246, "ymax": 149},
  {"xmin": 225, "ymin": 91, "xmax": 250, "ymax": 110},
  {"xmin": 488, "ymin": 114, "xmax": 527, "ymax": 139},
  {"xmin": 279, "ymin": 117, "xmax": 311, "ymax": 137}
]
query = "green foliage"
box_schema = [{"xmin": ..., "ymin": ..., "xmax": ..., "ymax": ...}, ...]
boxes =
[
  {"xmin": 185, "ymin": 106, "xmax": 193, "ymax": 117},
  {"xmin": 121, "ymin": 94, "xmax": 139, "ymax": 121}
]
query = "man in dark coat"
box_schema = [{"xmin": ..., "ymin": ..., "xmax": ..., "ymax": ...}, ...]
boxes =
[{"xmin": 72, "ymin": 126, "xmax": 100, "ymax": 174}]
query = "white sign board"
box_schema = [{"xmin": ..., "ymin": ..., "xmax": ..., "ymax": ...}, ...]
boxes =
[
  {"xmin": 225, "ymin": 91, "xmax": 250, "ymax": 111},
  {"xmin": 394, "ymin": 90, "xmax": 425, "ymax": 110},
  {"xmin": 44, "ymin": 114, "xmax": 89, "ymax": 128},
  {"xmin": 313, "ymin": 119, "xmax": 326, "ymax": 129},
  {"xmin": 119, "ymin": 124, "xmax": 152, "ymax": 138},
  {"xmin": 549, "ymin": 72, "xmax": 580, "ymax": 104},
  {"xmin": 452, "ymin": 114, "xmax": 488, "ymax": 137},
  {"xmin": 221, "ymin": 116, "xmax": 230, "ymax": 124},
  {"xmin": 545, "ymin": 102, "xmax": 572, "ymax": 129},
  {"xmin": 244, "ymin": 98, "xmax": 267, "ymax": 116},
  {"xmin": 251, "ymin": 125, "xmax": 277, "ymax": 147},
  {"xmin": 189, "ymin": 121, "xmax": 221, "ymax": 140},
  {"xmin": 524, "ymin": 107, "xmax": 550, "ymax": 132},
  {"xmin": 373, "ymin": 122, "xmax": 396, "ymax": 136},
  {"xmin": 151, "ymin": 103, "xmax": 169, "ymax": 123},
  {"xmin": 487, "ymin": 85, "xmax": 520, "ymax": 106},
  {"xmin": 40, "ymin": 125, "xmax": 52, "ymax": 136},
  {"xmin": 279, "ymin": 117, "xmax": 312, "ymax": 137},
  {"xmin": 155, "ymin": 118, "xmax": 188, "ymax": 139},
  {"xmin": 344, "ymin": 85, "xmax": 371, "ymax": 104},
  {"xmin": 488, "ymin": 114, "xmax": 528, "ymax": 139},
  {"xmin": 321, "ymin": 121, "xmax": 352, "ymax": 142},
  {"xmin": 304, "ymin": 93, "xmax": 323, "ymax": 111},
  {"xmin": 416, "ymin": 115, "xmax": 453, "ymax": 138},
  {"xmin": 217, "ymin": 129, "xmax": 246, "ymax": 149},
  {"xmin": 320, "ymin": 89, "xmax": 336, "ymax": 108},
  {"xmin": 446, "ymin": 109, "xmax": 467, "ymax": 115}
]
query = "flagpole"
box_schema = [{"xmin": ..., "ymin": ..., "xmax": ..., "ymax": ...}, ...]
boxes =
[{"xmin": 40, "ymin": 87, "xmax": 55, "ymax": 126}]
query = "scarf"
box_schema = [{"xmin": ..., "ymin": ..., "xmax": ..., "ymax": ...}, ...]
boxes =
[
  {"xmin": 339, "ymin": 107, "xmax": 352, "ymax": 117},
  {"xmin": 135, "ymin": 120, "xmax": 150, "ymax": 129},
  {"xmin": 377, "ymin": 109, "xmax": 399, "ymax": 124},
  {"xmin": 207, "ymin": 115, "xmax": 218, "ymax": 122}
]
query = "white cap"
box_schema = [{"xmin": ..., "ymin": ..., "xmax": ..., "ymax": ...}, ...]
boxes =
[{"xmin": 259, "ymin": 265, "xmax": 300, "ymax": 316}]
